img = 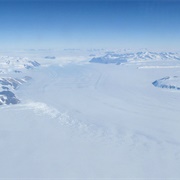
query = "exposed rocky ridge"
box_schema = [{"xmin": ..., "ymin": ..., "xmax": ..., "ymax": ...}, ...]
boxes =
[
  {"xmin": 152, "ymin": 76, "xmax": 180, "ymax": 90},
  {"xmin": 0, "ymin": 76, "xmax": 32, "ymax": 105}
]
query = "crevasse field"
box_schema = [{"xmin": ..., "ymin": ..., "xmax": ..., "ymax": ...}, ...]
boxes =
[{"xmin": 0, "ymin": 49, "xmax": 180, "ymax": 178}]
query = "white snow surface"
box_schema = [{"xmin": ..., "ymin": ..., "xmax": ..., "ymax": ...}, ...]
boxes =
[{"xmin": 0, "ymin": 49, "xmax": 180, "ymax": 179}]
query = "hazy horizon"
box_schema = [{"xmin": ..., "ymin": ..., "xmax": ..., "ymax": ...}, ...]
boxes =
[{"xmin": 0, "ymin": 1, "xmax": 180, "ymax": 51}]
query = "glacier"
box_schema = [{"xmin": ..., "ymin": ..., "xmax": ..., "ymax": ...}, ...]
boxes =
[{"xmin": 0, "ymin": 49, "xmax": 180, "ymax": 178}]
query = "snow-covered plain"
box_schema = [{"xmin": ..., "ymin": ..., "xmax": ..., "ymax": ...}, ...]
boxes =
[{"xmin": 0, "ymin": 49, "xmax": 180, "ymax": 178}]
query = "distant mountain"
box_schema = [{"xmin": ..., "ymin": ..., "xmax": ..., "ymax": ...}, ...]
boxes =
[
  {"xmin": 90, "ymin": 53, "xmax": 127, "ymax": 65},
  {"xmin": 44, "ymin": 56, "xmax": 56, "ymax": 59},
  {"xmin": 0, "ymin": 56, "xmax": 40, "ymax": 74},
  {"xmin": 90, "ymin": 51, "xmax": 180, "ymax": 64}
]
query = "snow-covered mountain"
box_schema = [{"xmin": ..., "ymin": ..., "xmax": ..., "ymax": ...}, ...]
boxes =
[
  {"xmin": 0, "ymin": 56, "xmax": 39, "ymax": 105},
  {"xmin": 152, "ymin": 76, "xmax": 180, "ymax": 90},
  {"xmin": 90, "ymin": 53, "xmax": 127, "ymax": 65},
  {"xmin": 90, "ymin": 51, "xmax": 180, "ymax": 64},
  {"xmin": 0, "ymin": 56, "xmax": 40, "ymax": 74},
  {"xmin": 0, "ymin": 76, "xmax": 32, "ymax": 105},
  {"xmin": 0, "ymin": 91, "xmax": 20, "ymax": 105}
]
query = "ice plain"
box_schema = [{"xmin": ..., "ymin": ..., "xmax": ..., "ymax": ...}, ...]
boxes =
[{"xmin": 0, "ymin": 49, "xmax": 180, "ymax": 178}]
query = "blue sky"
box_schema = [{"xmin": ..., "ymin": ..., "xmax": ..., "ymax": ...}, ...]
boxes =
[{"xmin": 0, "ymin": 1, "xmax": 180, "ymax": 50}]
